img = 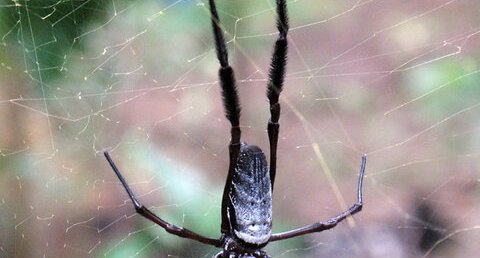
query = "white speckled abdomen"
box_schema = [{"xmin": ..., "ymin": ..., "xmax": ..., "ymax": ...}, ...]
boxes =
[{"xmin": 229, "ymin": 144, "xmax": 272, "ymax": 246}]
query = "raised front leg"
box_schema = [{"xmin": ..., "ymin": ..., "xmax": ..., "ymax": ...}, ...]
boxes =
[
  {"xmin": 266, "ymin": 0, "xmax": 289, "ymax": 189},
  {"xmin": 208, "ymin": 0, "xmax": 242, "ymax": 234}
]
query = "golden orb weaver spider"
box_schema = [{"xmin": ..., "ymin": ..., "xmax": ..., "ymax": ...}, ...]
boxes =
[{"xmin": 104, "ymin": 0, "xmax": 366, "ymax": 257}]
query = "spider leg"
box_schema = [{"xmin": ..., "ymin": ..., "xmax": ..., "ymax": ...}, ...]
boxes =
[
  {"xmin": 208, "ymin": 0, "xmax": 242, "ymax": 234},
  {"xmin": 103, "ymin": 151, "xmax": 222, "ymax": 247},
  {"xmin": 269, "ymin": 155, "xmax": 366, "ymax": 241},
  {"xmin": 209, "ymin": 0, "xmax": 241, "ymax": 138},
  {"xmin": 267, "ymin": 0, "xmax": 289, "ymax": 188}
]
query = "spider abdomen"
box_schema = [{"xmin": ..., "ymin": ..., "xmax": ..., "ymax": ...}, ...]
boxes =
[{"xmin": 229, "ymin": 144, "xmax": 272, "ymax": 246}]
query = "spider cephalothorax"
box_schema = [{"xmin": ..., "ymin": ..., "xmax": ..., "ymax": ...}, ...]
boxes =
[
  {"xmin": 104, "ymin": 1, "xmax": 366, "ymax": 257},
  {"xmin": 216, "ymin": 235, "xmax": 270, "ymax": 258}
]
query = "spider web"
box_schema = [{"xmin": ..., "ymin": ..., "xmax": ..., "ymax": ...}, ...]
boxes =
[{"xmin": 1, "ymin": 0, "xmax": 480, "ymax": 257}]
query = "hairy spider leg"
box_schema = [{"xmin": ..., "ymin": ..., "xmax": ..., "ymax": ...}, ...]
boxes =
[
  {"xmin": 208, "ymin": 0, "xmax": 243, "ymax": 235},
  {"xmin": 269, "ymin": 154, "xmax": 367, "ymax": 241},
  {"xmin": 266, "ymin": 0, "xmax": 288, "ymax": 189},
  {"xmin": 103, "ymin": 151, "xmax": 222, "ymax": 247}
]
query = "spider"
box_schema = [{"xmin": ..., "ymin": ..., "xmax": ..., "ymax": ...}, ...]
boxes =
[{"xmin": 103, "ymin": 0, "xmax": 367, "ymax": 257}]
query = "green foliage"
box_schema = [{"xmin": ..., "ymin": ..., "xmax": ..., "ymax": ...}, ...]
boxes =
[
  {"xmin": 103, "ymin": 142, "xmax": 222, "ymax": 255},
  {"xmin": 406, "ymin": 59, "xmax": 480, "ymax": 118},
  {"xmin": 0, "ymin": 0, "xmax": 110, "ymax": 87}
]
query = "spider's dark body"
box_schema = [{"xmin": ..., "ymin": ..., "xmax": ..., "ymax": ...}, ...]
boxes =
[
  {"xmin": 228, "ymin": 144, "xmax": 272, "ymax": 246},
  {"xmin": 104, "ymin": 1, "xmax": 366, "ymax": 257},
  {"xmin": 217, "ymin": 144, "xmax": 272, "ymax": 257}
]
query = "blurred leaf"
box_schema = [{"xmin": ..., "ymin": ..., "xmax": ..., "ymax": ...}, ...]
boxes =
[
  {"xmin": 406, "ymin": 59, "xmax": 480, "ymax": 118},
  {"xmin": 127, "ymin": 143, "xmax": 222, "ymax": 247}
]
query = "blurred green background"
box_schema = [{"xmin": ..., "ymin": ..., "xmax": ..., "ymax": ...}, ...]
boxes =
[{"xmin": 1, "ymin": 0, "xmax": 480, "ymax": 257}]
